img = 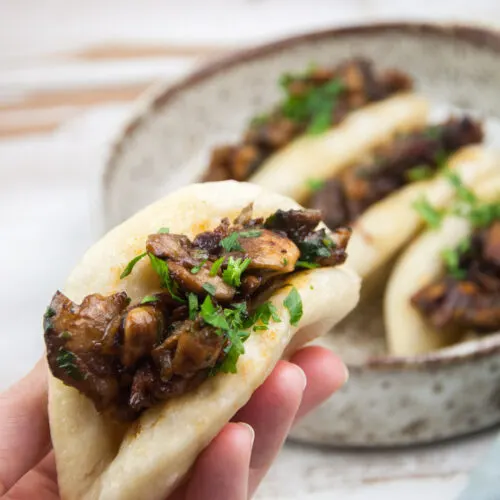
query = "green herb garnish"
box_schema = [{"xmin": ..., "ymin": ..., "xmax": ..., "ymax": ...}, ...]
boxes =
[
  {"xmin": 250, "ymin": 302, "xmax": 281, "ymax": 329},
  {"xmin": 238, "ymin": 230, "xmax": 262, "ymax": 238},
  {"xmin": 282, "ymin": 257, "xmax": 288, "ymax": 267},
  {"xmin": 445, "ymin": 170, "xmax": 477, "ymax": 205},
  {"xmin": 140, "ymin": 295, "xmax": 158, "ymax": 305},
  {"xmin": 59, "ymin": 331, "xmax": 72, "ymax": 340},
  {"xmin": 191, "ymin": 259, "xmax": 207, "ymax": 274},
  {"xmin": 220, "ymin": 232, "xmax": 243, "ymax": 252},
  {"xmin": 219, "ymin": 330, "xmax": 249, "ymax": 374},
  {"xmin": 120, "ymin": 252, "xmax": 147, "ymax": 279},
  {"xmin": 406, "ymin": 165, "xmax": 434, "ymax": 182},
  {"xmin": 412, "ymin": 197, "xmax": 443, "ymax": 229},
  {"xmin": 202, "ymin": 283, "xmax": 217, "ymax": 296},
  {"xmin": 441, "ymin": 247, "xmax": 467, "ymax": 279},
  {"xmin": 56, "ymin": 349, "xmax": 83, "ymax": 380},
  {"xmin": 157, "ymin": 227, "xmax": 170, "ymax": 234},
  {"xmin": 200, "ymin": 296, "xmax": 229, "ymax": 330},
  {"xmin": 434, "ymin": 149, "xmax": 449, "ymax": 169},
  {"xmin": 306, "ymin": 178, "xmax": 326, "ymax": 192},
  {"xmin": 222, "ymin": 257, "xmax": 251, "ymax": 287},
  {"xmin": 148, "ymin": 253, "xmax": 185, "ymax": 303},
  {"xmin": 423, "ymin": 125, "xmax": 442, "ymax": 140},
  {"xmin": 281, "ymin": 77, "xmax": 344, "ymax": 135},
  {"xmin": 283, "ymin": 287, "xmax": 303, "ymax": 327},
  {"xmin": 188, "ymin": 293, "xmax": 199, "ymax": 320},
  {"xmin": 209, "ymin": 257, "xmax": 225, "ymax": 277},
  {"xmin": 295, "ymin": 261, "xmax": 320, "ymax": 269}
]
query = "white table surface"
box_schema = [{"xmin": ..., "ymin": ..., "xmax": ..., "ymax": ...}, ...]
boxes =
[{"xmin": 2, "ymin": 1, "xmax": 500, "ymax": 498}]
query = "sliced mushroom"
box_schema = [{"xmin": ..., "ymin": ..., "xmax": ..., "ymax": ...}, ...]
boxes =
[
  {"xmin": 120, "ymin": 305, "xmax": 164, "ymax": 367},
  {"xmin": 168, "ymin": 261, "xmax": 236, "ymax": 302},
  {"xmin": 238, "ymin": 229, "xmax": 300, "ymax": 272},
  {"xmin": 171, "ymin": 321, "xmax": 224, "ymax": 377},
  {"xmin": 146, "ymin": 233, "xmax": 201, "ymax": 266}
]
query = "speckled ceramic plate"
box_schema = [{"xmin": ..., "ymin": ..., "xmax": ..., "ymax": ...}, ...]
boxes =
[{"xmin": 103, "ymin": 23, "xmax": 500, "ymax": 447}]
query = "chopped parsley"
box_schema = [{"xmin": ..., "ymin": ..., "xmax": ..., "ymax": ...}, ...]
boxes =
[
  {"xmin": 56, "ymin": 349, "xmax": 83, "ymax": 380},
  {"xmin": 209, "ymin": 256, "xmax": 225, "ymax": 276},
  {"xmin": 434, "ymin": 149, "xmax": 449, "ymax": 169},
  {"xmin": 220, "ymin": 232, "xmax": 243, "ymax": 252},
  {"xmin": 280, "ymin": 76, "xmax": 345, "ymax": 135},
  {"xmin": 222, "ymin": 257, "xmax": 251, "ymax": 287},
  {"xmin": 148, "ymin": 253, "xmax": 185, "ymax": 303},
  {"xmin": 250, "ymin": 302, "xmax": 281, "ymax": 329},
  {"xmin": 219, "ymin": 330, "xmax": 249, "ymax": 374},
  {"xmin": 45, "ymin": 306, "xmax": 55, "ymax": 318},
  {"xmin": 442, "ymin": 238, "xmax": 471, "ymax": 280},
  {"xmin": 200, "ymin": 296, "xmax": 229, "ymax": 330},
  {"xmin": 282, "ymin": 257, "xmax": 288, "ymax": 267},
  {"xmin": 239, "ymin": 230, "xmax": 262, "ymax": 238},
  {"xmin": 295, "ymin": 261, "xmax": 320, "ymax": 269},
  {"xmin": 445, "ymin": 170, "xmax": 477, "ymax": 205},
  {"xmin": 412, "ymin": 196, "xmax": 443, "ymax": 229},
  {"xmin": 188, "ymin": 293, "xmax": 199, "ymax": 320},
  {"xmin": 306, "ymin": 178, "xmax": 326, "ymax": 192},
  {"xmin": 157, "ymin": 227, "xmax": 170, "ymax": 234},
  {"xmin": 406, "ymin": 165, "xmax": 434, "ymax": 182},
  {"xmin": 284, "ymin": 287, "xmax": 303, "ymax": 327},
  {"xmin": 297, "ymin": 233, "xmax": 334, "ymax": 262},
  {"xmin": 191, "ymin": 259, "xmax": 207, "ymax": 274},
  {"xmin": 202, "ymin": 283, "xmax": 217, "ymax": 296},
  {"xmin": 59, "ymin": 331, "xmax": 72, "ymax": 340},
  {"xmin": 220, "ymin": 230, "xmax": 262, "ymax": 252},
  {"xmin": 120, "ymin": 252, "xmax": 147, "ymax": 279},
  {"xmin": 140, "ymin": 295, "xmax": 158, "ymax": 304},
  {"xmin": 423, "ymin": 125, "xmax": 442, "ymax": 140}
]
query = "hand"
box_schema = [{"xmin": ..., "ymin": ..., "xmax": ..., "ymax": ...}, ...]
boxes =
[{"xmin": 0, "ymin": 347, "xmax": 347, "ymax": 499}]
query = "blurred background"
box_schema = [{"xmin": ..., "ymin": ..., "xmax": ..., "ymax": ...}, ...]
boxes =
[{"xmin": 2, "ymin": 1, "xmax": 500, "ymax": 499}]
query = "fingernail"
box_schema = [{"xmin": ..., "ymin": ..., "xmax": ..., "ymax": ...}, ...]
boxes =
[
  {"xmin": 294, "ymin": 365, "xmax": 307, "ymax": 392},
  {"xmin": 238, "ymin": 422, "xmax": 255, "ymax": 446}
]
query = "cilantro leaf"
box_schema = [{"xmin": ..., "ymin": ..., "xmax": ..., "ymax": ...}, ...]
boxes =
[
  {"xmin": 188, "ymin": 293, "xmax": 199, "ymax": 320},
  {"xmin": 445, "ymin": 170, "xmax": 477, "ymax": 204},
  {"xmin": 191, "ymin": 259, "xmax": 207, "ymax": 274},
  {"xmin": 284, "ymin": 287, "xmax": 303, "ymax": 327},
  {"xmin": 210, "ymin": 256, "xmax": 225, "ymax": 276},
  {"xmin": 202, "ymin": 283, "xmax": 217, "ymax": 296},
  {"xmin": 147, "ymin": 253, "xmax": 185, "ymax": 302},
  {"xmin": 249, "ymin": 302, "xmax": 281, "ymax": 329},
  {"xmin": 200, "ymin": 296, "xmax": 229, "ymax": 330},
  {"xmin": 120, "ymin": 252, "xmax": 147, "ymax": 279},
  {"xmin": 140, "ymin": 295, "xmax": 158, "ymax": 304},
  {"xmin": 218, "ymin": 330, "xmax": 248, "ymax": 373},
  {"xmin": 412, "ymin": 197, "xmax": 443, "ymax": 229},
  {"xmin": 220, "ymin": 232, "xmax": 243, "ymax": 252},
  {"xmin": 238, "ymin": 230, "xmax": 262, "ymax": 238},
  {"xmin": 306, "ymin": 178, "xmax": 326, "ymax": 192},
  {"xmin": 222, "ymin": 257, "xmax": 251, "ymax": 287},
  {"xmin": 406, "ymin": 165, "xmax": 434, "ymax": 182},
  {"xmin": 157, "ymin": 227, "xmax": 170, "ymax": 234},
  {"xmin": 295, "ymin": 261, "xmax": 320, "ymax": 269},
  {"xmin": 441, "ymin": 248, "xmax": 466, "ymax": 279}
]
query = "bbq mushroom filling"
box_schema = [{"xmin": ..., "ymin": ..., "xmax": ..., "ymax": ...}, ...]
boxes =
[
  {"xmin": 308, "ymin": 116, "xmax": 483, "ymax": 229},
  {"xmin": 44, "ymin": 207, "xmax": 350, "ymax": 421},
  {"xmin": 412, "ymin": 220, "xmax": 500, "ymax": 335},
  {"xmin": 203, "ymin": 58, "xmax": 412, "ymax": 182}
]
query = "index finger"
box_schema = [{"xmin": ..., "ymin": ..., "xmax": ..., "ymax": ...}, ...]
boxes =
[{"xmin": 0, "ymin": 359, "xmax": 51, "ymax": 495}]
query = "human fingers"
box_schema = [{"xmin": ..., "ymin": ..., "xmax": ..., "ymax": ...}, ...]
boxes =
[
  {"xmin": 183, "ymin": 422, "xmax": 254, "ymax": 500},
  {"xmin": 233, "ymin": 361, "xmax": 306, "ymax": 496},
  {"xmin": 0, "ymin": 359, "xmax": 51, "ymax": 496},
  {"xmin": 289, "ymin": 345, "xmax": 348, "ymax": 422}
]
